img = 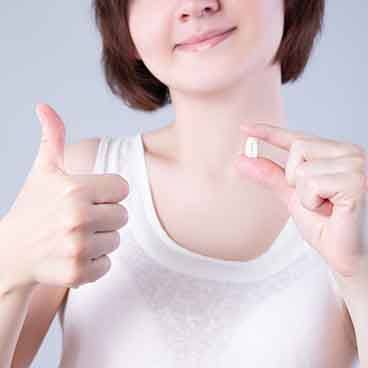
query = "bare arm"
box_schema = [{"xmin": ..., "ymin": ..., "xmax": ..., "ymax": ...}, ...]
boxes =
[
  {"xmin": 0, "ymin": 137, "xmax": 101, "ymax": 368},
  {"xmin": 333, "ymin": 257, "xmax": 368, "ymax": 367},
  {"xmin": 10, "ymin": 285, "xmax": 69, "ymax": 368},
  {"xmin": 0, "ymin": 285, "xmax": 36, "ymax": 368}
]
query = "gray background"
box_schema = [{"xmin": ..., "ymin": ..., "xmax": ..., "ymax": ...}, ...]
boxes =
[{"xmin": 0, "ymin": 1, "xmax": 366, "ymax": 367}]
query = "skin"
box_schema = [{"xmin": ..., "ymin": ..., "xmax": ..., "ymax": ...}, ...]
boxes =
[
  {"xmin": 128, "ymin": 0, "xmax": 288, "ymax": 180},
  {"xmin": 128, "ymin": 1, "xmax": 366, "ymax": 359},
  {"xmin": 125, "ymin": 0, "xmax": 293, "ymax": 263}
]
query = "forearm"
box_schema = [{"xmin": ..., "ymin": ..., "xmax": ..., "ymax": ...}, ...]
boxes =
[
  {"xmin": 0, "ymin": 284, "xmax": 35, "ymax": 368},
  {"xmin": 344, "ymin": 297, "xmax": 368, "ymax": 367},
  {"xmin": 333, "ymin": 256, "xmax": 368, "ymax": 367}
]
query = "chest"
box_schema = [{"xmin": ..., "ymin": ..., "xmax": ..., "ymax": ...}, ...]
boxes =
[
  {"xmin": 59, "ymin": 239, "xmax": 356, "ymax": 368},
  {"xmin": 145, "ymin": 153, "xmax": 291, "ymax": 262}
]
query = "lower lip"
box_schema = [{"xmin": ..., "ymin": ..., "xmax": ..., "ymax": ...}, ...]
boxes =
[{"xmin": 176, "ymin": 28, "xmax": 236, "ymax": 53}]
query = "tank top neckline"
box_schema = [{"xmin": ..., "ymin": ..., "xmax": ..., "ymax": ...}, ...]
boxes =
[{"xmin": 127, "ymin": 131, "xmax": 308, "ymax": 283}]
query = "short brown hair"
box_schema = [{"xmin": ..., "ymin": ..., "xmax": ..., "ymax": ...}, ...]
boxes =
[{"xmin": 92, "ymin": 0, "xmax": 325, "ymax": 112}]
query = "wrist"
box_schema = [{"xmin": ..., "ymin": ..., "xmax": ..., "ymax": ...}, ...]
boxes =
[{"xmin": 0, "ymin": 216, "xmax": 39, "ymax": 298}]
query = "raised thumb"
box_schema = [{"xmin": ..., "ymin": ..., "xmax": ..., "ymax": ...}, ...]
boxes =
[{"xmin": 33, "ymin": 103, "xmax": 66, "ymax": 173}]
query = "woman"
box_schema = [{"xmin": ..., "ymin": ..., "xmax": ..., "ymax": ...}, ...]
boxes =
[{"xmin": 1, "ymin": 0, "xmax": 366, "ymax": 367}]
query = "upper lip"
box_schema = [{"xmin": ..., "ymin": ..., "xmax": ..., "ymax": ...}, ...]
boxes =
[{"xmin": 175, "ymin": 26, "xmax": 236, "ymax": 48}]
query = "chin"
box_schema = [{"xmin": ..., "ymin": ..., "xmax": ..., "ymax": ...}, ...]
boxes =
[{"xmin": 170, "ymin": 69, "xmax": 244, "ymax": 95}]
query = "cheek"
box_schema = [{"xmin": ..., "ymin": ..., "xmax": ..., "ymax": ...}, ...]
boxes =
[
  {"xmin": 239, "ymin": 0, "xmax": 284, "ymax": 58},
  {"xmin": 129, "ymin": 7, "xmax": 171, "ymax": 62},
  {"xmin": 129, "ymin": 14, "xmax": 173, "ymax": 83},
  {"xmin": 133, "ymin": 28, "xmax": 171, "ymax": 73},
  {"xmin": 257, "ymin": 0, "xmax": 284, "ymax": 41}
]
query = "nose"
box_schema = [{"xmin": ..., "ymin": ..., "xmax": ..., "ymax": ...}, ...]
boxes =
[{"xmin": 177, "ymin": 0, "xmax": 220, "ymax": 21}]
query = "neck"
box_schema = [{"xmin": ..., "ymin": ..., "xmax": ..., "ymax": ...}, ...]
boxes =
[{"xmin": 167, "ymin": 63, "xmax": 288, "ymax": 180}]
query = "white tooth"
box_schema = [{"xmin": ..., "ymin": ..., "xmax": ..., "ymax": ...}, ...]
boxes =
[{"xmin": 244, "ymin": 137, "xmax": 259, "ymax": 158}]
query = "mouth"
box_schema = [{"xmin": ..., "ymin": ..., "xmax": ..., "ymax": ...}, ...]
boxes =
[{"xmin": 175, "ymin": 27, "xmax": 237, "ymax": 53}]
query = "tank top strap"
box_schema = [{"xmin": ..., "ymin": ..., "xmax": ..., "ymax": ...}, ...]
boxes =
[{"xmin": 92, "ymin": 135, "xmax": 131, "ymax": 175}]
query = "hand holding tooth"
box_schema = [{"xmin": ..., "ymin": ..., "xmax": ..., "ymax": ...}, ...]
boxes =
[{"xmin": 236, "ymin": 123, "xmax": 368, "ymax": 279}]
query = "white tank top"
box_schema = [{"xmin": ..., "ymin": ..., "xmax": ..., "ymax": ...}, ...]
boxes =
[{"xmin": 58, "ymin": 133, "xmax": 357, "ymax": 367}]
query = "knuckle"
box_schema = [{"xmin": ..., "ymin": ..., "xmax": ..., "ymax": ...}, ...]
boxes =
[
  {"xmin": 63, "ymin": 179, "xmax": 87, "ymax": 198},
  {"xmin": 351, "ymin": 155, "xmax": 366, "ymax": 171},
  {"xmin": 290, "ymin": 139, "xmax": 305, "ymax": 154},
  {"xmin": 66, "ymin": 236, "xmax": 88, "ymax": 259},
  {"xmin": 65, "ymin": 205, "xmax": 90, "ymax": 232},
  {"xmin": 65, "ymin": 213, "xmax": 84, "ymax": 232}
]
